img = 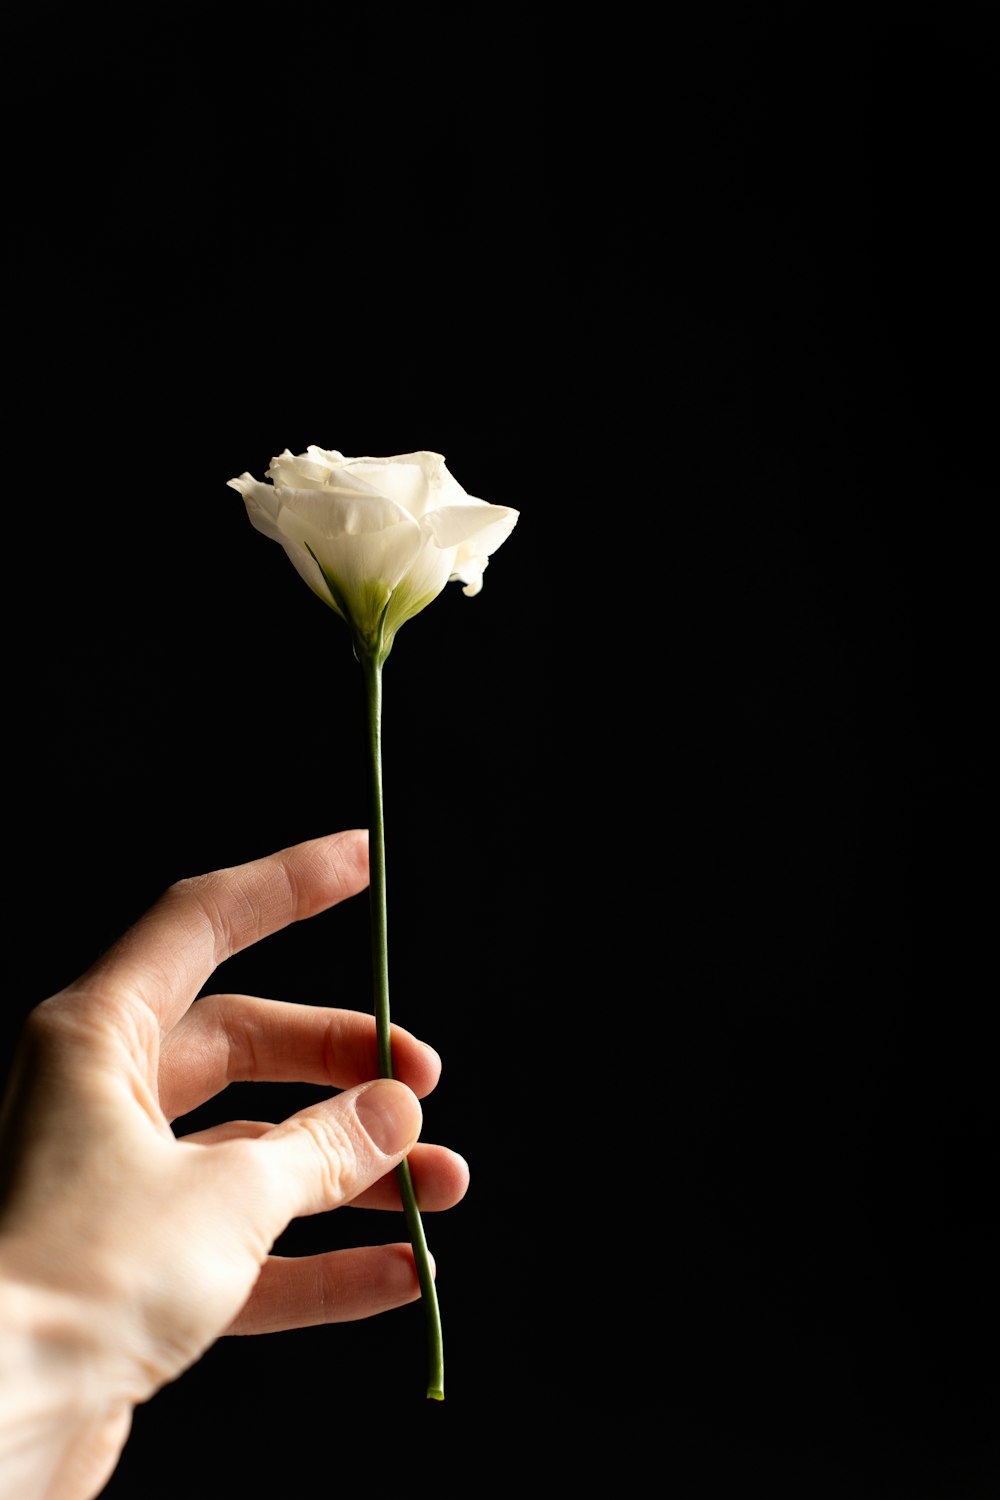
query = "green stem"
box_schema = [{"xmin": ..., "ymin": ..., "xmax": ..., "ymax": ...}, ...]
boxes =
[{"xmin": 360, "ymin": 645, "xmax": 445, "ymax": 1402}]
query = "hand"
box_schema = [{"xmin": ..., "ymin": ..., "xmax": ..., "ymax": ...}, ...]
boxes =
[{"xmin": 0, "ymin": 830, "xmax": 469, "ymax": 1500}]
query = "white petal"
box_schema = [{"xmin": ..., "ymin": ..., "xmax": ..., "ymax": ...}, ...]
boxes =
[
  {"xmin": 266, "ymin": 448, "xmax": 344, "ymax": 490},
  {"xmin": 228, "ymin": 473, "xmax": 282, "ymax": 534},
  {"xmin": 228, "ymin": 476, "xmax": 340, "ymax": 614},
  {"xmin": 313, "ymin": 522, "xmax": 426, "ymax": 594},
  {"xmin": 451, "ymin": 507, "xmax": 519, "ymax": 596},
  {"xmin": 305, "ymin": 445, "xmax": 346, "ymax": 464},
  {"xmin": 277, "ymin": 502, "xmax": 426, "ymax": 641},
  {"xmin": 385, "ymin": 534, "xmax": 457, "ymax": 634},
  {"xmin": 276, "ymin": 538, "xmax": 345, "ymax": 615},
  {"xmin": 424, "ymin": 501, "xmax": 520, "ymax": 555},
  {"xmin": 452, "ymin": 557, "xmax": 487, "ymax": 596},
  {"xmin": 276, "ymin": 485, "xmax": 415, "ymax": 539},
  {"xmin": 336, "ymin": 452, "xmax": 444, "ymax": 518}
]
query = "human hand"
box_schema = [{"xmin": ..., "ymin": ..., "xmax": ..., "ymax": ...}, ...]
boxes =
[{"xmin": 0, "ymin": 830, "xmax": 469, "ymax": 1500}]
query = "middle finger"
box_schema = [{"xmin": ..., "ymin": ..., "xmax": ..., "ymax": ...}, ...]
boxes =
[{"xmin": 158, "ymin": 993, "xmax": 442, "ymax": 1120}]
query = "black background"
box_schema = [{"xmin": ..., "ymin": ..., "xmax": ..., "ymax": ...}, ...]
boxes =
[{"xmin": 1, "ymin": 3, "xmax": 997, "ymax": 1494}]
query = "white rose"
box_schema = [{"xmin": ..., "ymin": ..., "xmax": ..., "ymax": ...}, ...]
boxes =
[{"xmin": 228, "ymin": 446, "xmax": 519, "ymax": 657}]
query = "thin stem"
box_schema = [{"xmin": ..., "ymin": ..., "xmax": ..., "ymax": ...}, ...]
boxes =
[{"xmin": 360, "ymin": 646, "xmax": 445, "ymax": 1401}]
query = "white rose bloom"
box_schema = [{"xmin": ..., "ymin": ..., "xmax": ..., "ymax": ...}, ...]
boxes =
[{"xmin": 229, "ymin": 447, "xmax": 519, "ymax": 655}]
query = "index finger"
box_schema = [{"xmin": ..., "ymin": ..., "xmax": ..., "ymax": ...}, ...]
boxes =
[{"xmin": 77, "ymin": 830, "xmax": 370, "ymax": 1032}]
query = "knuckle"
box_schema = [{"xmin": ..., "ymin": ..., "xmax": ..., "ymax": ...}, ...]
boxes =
[
  {"xmin": 20, "ymin": 996, "xmax": 64, "ymax": 1043},
  {"xmin": 211, "ymin": 995, "xmax": 259, "ymax": 1083},
  {"xmin": 289, "ymin": 1113, "xmax": 358, "ymax": 1205},
  {"xmin": 165, "ymin": 875, "xmax": 252, "ymax": 967}
]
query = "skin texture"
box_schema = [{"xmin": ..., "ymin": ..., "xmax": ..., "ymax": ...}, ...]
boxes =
[{"xmin": 0, "ymin": 830, "xmax": 469, "ymax": 1500}]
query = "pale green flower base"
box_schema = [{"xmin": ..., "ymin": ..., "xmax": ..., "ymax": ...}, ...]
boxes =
[{"xmin": 361, "ymin": 648, "xmax": 445, "ymax": 1401}]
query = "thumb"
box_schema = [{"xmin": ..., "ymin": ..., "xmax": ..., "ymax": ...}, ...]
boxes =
[{"xmin": 252, "ymin": 1079, "xmax": 423, "ymax": 1226}]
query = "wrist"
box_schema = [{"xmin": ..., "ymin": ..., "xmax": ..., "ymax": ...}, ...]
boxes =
[{"xmin": 0, "ymin": 1256, "xmax": 130, "ymax": 1500}]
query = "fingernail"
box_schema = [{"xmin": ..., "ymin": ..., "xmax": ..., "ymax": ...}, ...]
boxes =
[{"xmin": 356, "ymin": 1079, "xmax": 421, "ymax": 1155}]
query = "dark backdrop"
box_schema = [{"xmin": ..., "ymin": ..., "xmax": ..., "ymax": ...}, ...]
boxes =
[{"xmin": 1, "ymin": 4, "xmax": 996, "ymax": 1494}]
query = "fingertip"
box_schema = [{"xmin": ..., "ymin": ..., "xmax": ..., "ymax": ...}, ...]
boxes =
[
  {"xmin": 418, "ymin": 1039, "xmax": 443, "ymax": 1088},
  {"xmin": 397, "ymin": 1242, "xmax": 436, "ymax": 1284},
  {"xmin": 387, "ymin": 1024, "xmax": 442, "ymax": 1097},
  {"xmin": 391, "ymin": 1242, "xmax": 435, "ymax": 1296},
  {"xmin": 448, "ymin": 1150, "xmax": 471, "ymax": 1205},
  {"xmin": 279, "ymin": 829, "xmax": 370, "ymax": 918},
  {"xmin": 325, "ymin": 827, "xmax": 370, "ymax": 885},
  {"xmin": 355, "ymin": 1078, "xmax": 422, "ymax": 1155},
  {"xmin": 411, "ymin": 1145, "xmax": 471, "ymax": 1210}
]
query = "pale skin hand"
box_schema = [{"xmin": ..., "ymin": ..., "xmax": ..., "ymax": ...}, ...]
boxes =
[{"xmin": 0, "ymin": 829, "xmax": 469, "ymax": 1500}]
